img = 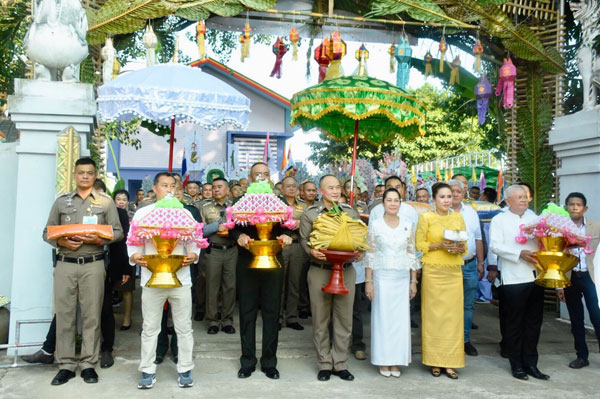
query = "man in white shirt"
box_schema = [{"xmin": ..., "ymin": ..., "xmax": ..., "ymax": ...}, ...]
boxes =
[
  {"xmin": 556, "ymin": 192, "xmax": 600, "ymax": 369},
  {"xmin": 128, "ymin": 172, "xmax": 200, "ymax": 389},
  {"xmin": 489, "ymin": 185, "xmax": 548, "ymax": 381},
  {"xmin": 448, "ymin": 179, "xmax": 484, "ymax": 357},
  {"xmin": 368, "ymin": 176, "xmax": 418, "ymax": 230}
]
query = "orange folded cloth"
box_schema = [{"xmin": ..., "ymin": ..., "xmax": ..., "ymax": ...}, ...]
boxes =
[{"xmin": 47, "ymin": 224, "xmax": 114, "ymax": 241}]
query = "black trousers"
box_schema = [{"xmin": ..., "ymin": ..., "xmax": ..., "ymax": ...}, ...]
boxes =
[
  {"xmin": 237, "ymin": 253, "xmax": 283, "ymax": 369},
  {"xmin": 351, "ymin": 282, "xmax": 366, "ymax": 352},
  {"xmin": 564, "ymin": 271, "xmax": 600, "ymax": 360},
  {"xmin": 43, "ymin": 275, "xmax": 114, "ymax": 353},
  {"xmin": 501, "ymin": 282, "xmax": 544, "ymax": 370}
]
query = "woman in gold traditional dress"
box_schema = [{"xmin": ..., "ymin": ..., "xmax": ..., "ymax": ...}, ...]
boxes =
[{"xmin": 416, "ymin": 182, "xmax": 467, "ymax": 379}]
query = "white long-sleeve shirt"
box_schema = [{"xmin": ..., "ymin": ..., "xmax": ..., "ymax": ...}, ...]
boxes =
[
  {"xmin": 458, "ymin": 203, "xmax": 482, "ymax": 261},
  {"xmin": 127, "ymin": 203, "xmax": 201, "ymax": 286},
  {"xmin": 489, "ymin": 209, "xmax": 539, "ymax": 285}
]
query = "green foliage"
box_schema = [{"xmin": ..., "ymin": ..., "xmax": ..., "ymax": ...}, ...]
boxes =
[
  {"xmin": 308, "ymin": 83, "xmax": 494, "ymax": 167},
  {"xmin": 79, "ymin": 57, "xmax": 97, "ymax": 85},
  {"xmin": 0, "ymin": 1, "xmax": 28, "ymax": 105},
  {"xmin": 367, "ymin": 0, "xmax": 450, "ymax": 23},
  {"xmin": 516, "ymin": 70, "xmax": 554, "ymax": 213},
  {"xmin": 105, "ymin": 120, "xmax": 142, "ymax": 149}
]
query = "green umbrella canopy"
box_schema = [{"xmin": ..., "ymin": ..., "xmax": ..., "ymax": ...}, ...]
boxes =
[{"xmin": 290, "ymin": 75, "xmax": 427, "ymax": 145}]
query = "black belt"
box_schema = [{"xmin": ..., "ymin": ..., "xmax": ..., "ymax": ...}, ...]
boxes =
[
  {"xmin": 310, "ymin": 262, "xmax": 352, "ymax": 271},
  {"xmin": 572, "ymin": 270, "xmax": 588, "ymax": 277},
  {"xmin": 57, "ymin": 253, "xmax": 105, "ymax": 265},
  {"xmin": 209, "ymin": 243, "xmax": 236, "ymax": 251},
  {"xmin": 291, "ymin": 238, "xmax": 300, "ymax": 244}
]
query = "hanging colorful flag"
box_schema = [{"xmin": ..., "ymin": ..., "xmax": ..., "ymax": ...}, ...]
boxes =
[
  {"xmin": 471, "ymin": 167, "xmax": 478, "ymax": 184},
  {"xmin": 496, "ymin": 170, "xmax": 504, "ymax": 202},
  {"xmin": 181, "ymin": 150, "xmax": 189, "ymax": 187},
  {"xmin": 280, "ymin": 145, "xmax": 288, "ymax": 171},
  {"xmin": 262, "ymin": 133, "xmax": 270, "ymax": 163},
  {"xmin": 444, "ymin": 169, "xmax": 450, "ymax": 182},
  {"xmin": 287, "ymin": 146, "xmax": 293, "ymax": 165},
  {"xmin": 479, "ymin": 170, "xmax": 487, "ymax": 190},
  {"xmin": 435, "ymin": 164, "xmax": 442, "ymax": 181}
]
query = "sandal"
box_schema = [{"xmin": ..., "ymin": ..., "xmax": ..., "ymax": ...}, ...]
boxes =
[
  {"xmin": 431, "ymin": 367, "xmax": 441, "ymax": 377},
  {"xmin": 445, "ymin": 369, "xmax": 459, "ymax": 379}
]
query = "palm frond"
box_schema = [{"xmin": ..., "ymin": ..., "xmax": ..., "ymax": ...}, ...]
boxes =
[{"xmin": 367, "ymin": 0, "xmax": 471, "ymax": 28}]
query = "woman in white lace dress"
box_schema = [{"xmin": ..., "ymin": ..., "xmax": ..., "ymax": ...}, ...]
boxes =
[{"xmin": 364, "ymin": 188, "xmax": 419, "ymax": 377}]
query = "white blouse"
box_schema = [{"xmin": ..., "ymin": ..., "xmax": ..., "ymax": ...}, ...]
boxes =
[{"xmin": 363, "ymin": 216, "xmax": 420, "ymax": 271}]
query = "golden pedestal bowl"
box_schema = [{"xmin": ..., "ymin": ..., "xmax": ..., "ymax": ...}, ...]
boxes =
[
  {"xmin": 534, "ymin": 237, "xmax": 579, "ymax": 289},
  {"xmin": 247, "ymin": 222, "xmax": 282, "ymax": 269},
  {"xmin": 144, "ymin": 254, "xmax": 185, "ymax": 288}
]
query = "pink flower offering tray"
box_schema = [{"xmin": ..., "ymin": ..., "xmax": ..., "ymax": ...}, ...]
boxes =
[
  {"xmin": 516, "ymin": 209, "xmax": 592, "ymax": 253},
  {"xmin": 224, "ymin": 194, "xmax": 296, "ymax": 229},
  {"xmin": 127, "ymin": 206, "xmax": 209, "ymax": 248}
]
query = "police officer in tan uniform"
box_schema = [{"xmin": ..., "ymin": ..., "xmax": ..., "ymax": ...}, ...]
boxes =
[
  {"xmin": 43, "ymin": 158, "xmax": 123, "ymax": 386},
  {"xmin": 279, "ymin": 176, "xmax": 308, "ymax": 330},
  {"xmin": 200, "ymin": 178, "xmax": 238, "ymax": 334},
  {"xmin": 300, "ymin": 175, "xmax": 362, "ymax": 382}
]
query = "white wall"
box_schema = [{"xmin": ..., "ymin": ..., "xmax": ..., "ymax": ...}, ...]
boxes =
[
  {"xmin": 0, "ymin": 143, "xmax": 18, "ymax": 302},
  {"xmin": 119, "ymin": 70, "xmax": 288, "ymax": 170}
]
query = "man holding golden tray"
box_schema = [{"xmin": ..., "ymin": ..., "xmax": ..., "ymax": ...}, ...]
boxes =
[{"xmin": 127, "ymin": 172, "xmax": 208, "ymax": 390}]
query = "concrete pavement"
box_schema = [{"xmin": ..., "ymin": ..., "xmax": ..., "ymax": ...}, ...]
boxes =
[{"xmin": 1, "ymin": 300, "xmax": 599, "ymax": 398}]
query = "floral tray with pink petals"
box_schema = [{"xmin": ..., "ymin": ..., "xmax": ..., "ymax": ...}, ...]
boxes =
[
  {"xmin": 224, "ymin": 181, "xmax": 296, "ymax": 228},
  {"xmin": 516, "ymin": 204, "xmax": 592, "ymax": 253},
  {"xmin": 127, "ymin": 196, "xmax": 209, "ymax": 248}
]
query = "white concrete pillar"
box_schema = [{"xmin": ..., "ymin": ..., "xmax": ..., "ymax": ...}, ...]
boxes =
[
  {"xmin": 6, "ymin": 79, "xmax": 96, "ymax": 354},
  {"xmin": 550, "ymin": 109, "xmax": 600, "ymax": 325}
]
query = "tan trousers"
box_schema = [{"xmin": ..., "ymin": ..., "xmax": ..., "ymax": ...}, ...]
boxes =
[
  {"xmin": 205, "ymin": 246, "xmax": 238, "ymax": 327},
  {"xmin": 53, "ymin": 259, "xmax": 105, "ymax": 371},
  {"xmin": 308, "ymin": 265, "xmax": 356, "ymax": 371},
  {"xmin": 140, "ymin": 286, "xmax": 194, "ymax": 374},
  {"xmin": 280, "ymin": 243, "xmax": 307, "ymax": 323}
]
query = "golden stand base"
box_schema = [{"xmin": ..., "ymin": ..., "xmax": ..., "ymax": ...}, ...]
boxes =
[{"xmin": 144, "ymin": 254, "xmax": 185, "ymax": 288}]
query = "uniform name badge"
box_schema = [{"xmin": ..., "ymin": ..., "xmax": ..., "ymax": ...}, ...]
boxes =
[{"xmin": 82, "ymin": 215, "xmax": 98, "ymax": 224}]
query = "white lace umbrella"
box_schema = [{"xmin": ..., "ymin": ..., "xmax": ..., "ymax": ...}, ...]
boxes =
[{"xmin": 97, "ymin": 63, "xmax": 251, "ymax": 171}]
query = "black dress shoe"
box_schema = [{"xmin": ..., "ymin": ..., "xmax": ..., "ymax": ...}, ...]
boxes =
[
  {"xmin": 207, "ymin": 326, "xmax": 219, "ymax": 334},
  {"xmin": 299, "ymin": 311, "xmax": 310, "ymax": 319},
  {"xmin": 194, "ymin": 312, "xmax": 204, "ymax": 321},
  {"xmin": 81, "ymin": 368, "xmax": 99, "ymax": 383},
  {"xmin": 222, "ymin": 325, "xmax": 236, "ymax": 334},
  {"xmin": 100, "ymin": 351, "xmax": 114, "ymax": 368},
  {"xmin": 464, "ymin": 341, "xmax": 478, "ymax": 356},
  {"xmin": 471, "ymin": 322, "xmax": 479, "ymax": 330},
  {"xmin": 511, "ymin": 368, "xmax": 529, "ymax": 380},
  {"xmin": 154, "ymin": 355, "xmax": 164, "ymax": 364},
  {"xmin": 119, "ymin": 325, "xmax": 131, "ymax": 331},
  {"xmin": 22, "ymin": 349, "xmax": 54, "ymax": 364},
  {"xmin": 51, "ymin": 369, "xmax": 76, "ymax": 385},
  {"xmin": 317, "ymin": 370, "xmax": 331, "ymax": 381},
  {"xmin": 286, "ymin": 322, "xmax": 304, "ymax": 331},
  {"xmin": 332, "ymin": 369, "xmax": 354, "ymax": 381},
  {"xmin": 525, "ymin": 366, "xmax": 549, "ymax": 380},
  {"xmin": 569, "ymin": 358, "xmax": 589, "ymax": 369},
  {"xmin": 238, "ymin": 366, "xmax": 256, "ymax": 378},
  {"xmin": 261, "ymin": 367, "xmax": 280, "ymax": 379}
]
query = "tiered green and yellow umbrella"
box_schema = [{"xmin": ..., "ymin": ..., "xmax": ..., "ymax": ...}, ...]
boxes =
[{"xmin": 290, "ymin": 75, "xmax": 426, "ymax": 203}]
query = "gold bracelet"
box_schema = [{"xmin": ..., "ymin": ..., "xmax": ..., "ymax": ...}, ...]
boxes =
[{"xmin": 365, "ymin": 279, "xmax": 372, "ymax": 283}]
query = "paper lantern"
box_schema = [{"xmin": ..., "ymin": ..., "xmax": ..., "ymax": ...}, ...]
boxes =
[
  {"xmin": 240, "ymin": 22, "xmax": 253, "ymax": 62},
  {"xmin": 289, "ymin": 27, "xmax": 300, "ymax": 61},
  {"xmin": 394, "ymin": 36, "xmax": 412, "ymax": 89},
  {"xmin": 324, "ymin": 30, "xmax": 346, "ymax": 80},
  {"xmin": 354, "ymin": 43, "xmax": 369, "ymax": 77},
  {"xmin": 424, "ymin": 51, "xmax": 433, "ymax": 77},
  {"xmin": 196, "ymin": 20, "xmax": 206, "ymax": 59},
  {"xmin": 270, "ymin": 37, "xmax": 288, "ymax": 79},
  {"xmin": 495, "ymin": 57, "xmax": 516, "ymax": 108},
  {"xmin": 473, "ymin": 40, "xmax": 484, "ymax": 73},
  {"xmin": 449, "ymin": 56, "xmax": 461, "ymax": 85},
  {"xmin": 475, "ymin": 76, "xmax": 492, "ymax": 125},
  {"xmin": 388, "ymin": 43, "xmax": 396, "ymax": 73},
  {"xmin": 314, "ymin": 41, "xmax": 330, "ymax": 83},
  {"xmin": 438, "ymin": 37, "xmax": 447, "ymax": 73}
]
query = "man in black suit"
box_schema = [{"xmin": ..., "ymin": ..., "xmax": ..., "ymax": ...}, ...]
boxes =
[{"xmin": 229, "ymin": 162, "xmax": 293, "ymax": 380}]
